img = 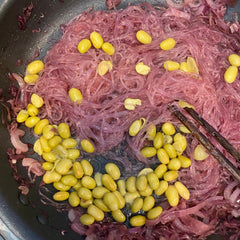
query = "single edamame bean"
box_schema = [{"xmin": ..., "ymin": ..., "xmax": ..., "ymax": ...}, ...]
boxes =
[
  {"xmin": 157, "ymin": 148, "xmax": 169, "ymax": 164},
  {"xmin": 16, "ymin": 110, "xmax": 29, "ymax": 123},
  {"xmin": 68, "ymin": 149, "xmax": 80, "ymax": 160},
  {"xmin": 228, "ymin": 54, "xmax": 240, "ymax": 67},
  {"xmin": 117, "ymin": 179, "xmax": 126, "ymax": 196},
  {"xmin": 73, "ymin": 161, "xmax": 84, "ymax": 179},
  {"xmin": 81, "ymin": 159, "xmax": 93, "ymax": 176},
  {"xmin": 131, "ymin": 197, "xmax": 143, "ymax": 213},
  {"xmin": 61, "ymin": 175, "xmax": 78, "ymax": 186},
  {"xmin": 24, "ymin": 74, "xmax": 39, "ymax": 84},
  {"xmin": 90, "ymin": 31, "xmax": 104, "ymax": 49},
  {"xmin": 42, "ymin": 125, "xmax": 56, "ymax": 140},
  {"xmin": 33, "ymin": 139, "xmax": 43, "ymax": 155},
  {"xmin": 31, "ymin": 93, "xmax": 44, "ymax": 108},
  {"xmin": 160, "ymin": 38, "xmax": 176, "ymax": 51},
  {"xmin": 142, "ymin": 196, "xmax": 155, "ymax": 212},
  {"xmin": 68, "ymin": 191, "xmax": 80, "ymax": 207},
  {"xmin": 102, "ymin": 42, "xmax": 115, "ymax": 55},
  {"xmin": 163, "ymin": 170, "xmax": 178, "ymax": 182},
  {"xmin": 153, "ymin": 132, "xmax": 164, "ymax": 149},
  {"xmin": 141, "ymin": 147, "xmax": 157, "ymax": 158},
  {"xmin": 81, "ymin": 176, "xmax": 96, "ymax": 189},
  {"xmin": 147, "ymin": 206, "xmax": 163, "ymax": 220},
  {"xmin": 87, "ymin": 204, "xmax": 104, "ymax": 221},
  {"xmin": 68, "ymin": 88, "xmax": 83, "ymax": 104},
  {"xmin": 136, "ymin": 175, "xmax": 147, "ymax": 191},
  {"xmin": 78, "ymin": 187, "xmax": 92, "ymax": 200},
  {"xmin": 40, "ymin": 136, "xmax": 51, "ymax": 153},
  {"xmin": 165, "ymin": 185, "xmax": 179, "ymax": 207},
  {"xmin": 92, "ymin": 187, "xmax": 110, "ymax": 199},
  {"xmin": 80, "ymin": 139, "xmax": 95, "ymax": 153},
  {"xmin": 105, "ymin": 163, "xmax": 121, "ymax": 180},
  {"xmin": 135, "ymin": 62, "xmax": 151, "ymax": 75},
  {"xmin": 130, "ymin": 215, "xmax": 146, "ymax": 227},
  {"xmin": 26, "ymin": 60, "xmax": 44, "ymax": 74},
  {"xmin": 80, "ymin": 198, "xmax": 93, "ymax": 208},
  {"xmin": 164, "ymin": 61, "xmax": 179, "ymax": 71},
  {"xmin": 102, "ymin": 174, "xmax": 117, "ymax": 191},
  {"xmin": 73, "ymin": 180, "xmax": 82, "ymax": 191},
  {"xmin": 25, "ymin": 116, "xmax": 40, "ymax": 128},
  {"xmin": 58, "ymin": 123, "xmax": 70, "ymax": 139},
  {"xmin": 129, "ymin": 118, "xmax": 146, "ymax": 137},
  {"xmin": 126, "ymin": 176, "xmax": 137, "ymax": 193},
  {"xmin": 43, "ymin": 171, "xmax": 61, "ymax": 184},
  {"xmin": 78, "ymin": 39, "xmax": 92, "ymax": 54},
  {"xmin": 136, "ymin": 30, "xmax": 152, "ymax": 44},
  {"xmin": 168, "ymin": 158, "xmax": 181, "ymax": 171},
  {"xmin": 53, "ymin": 181, "xmax": 71, "ymax": 191},
  {"xmin": 162, "ymin": 122, "xmax": 175, "ymax": 135},
  {"xmin": 55, "ymin": 159, "xmax": 72, "ymax": 175},
  {"xmin": 94, "ymin": 172, "xmax": 103, "ymax": 187},
  {"xmin": 62, "ymin": 138, "xmax": 77, "ymax": 149},
  {"xmin": 42, "ymin": 162, "xmax": 53, "ymax": 171},
  {"xmin": 48, "ymin": 136, "xmax": 62, "ymax": 148},
  {"xmin": 154, "ymin": 180, "xmax": 168, "ymax": 196},
  {"xmin": 112, "ymin": 209, "xmax": 126, "ymax": 223},
  {"xmin": 42, "ymin": 152, "xmax": 57, "ymax": 162},
  {"xmin": 103, "ymin": 192, "xmax": 119, "ymax": 211},
  {"xmin": 178, "ymin": 155, "xmax": 191, "ymax": 168},
  {"xmin": 154, "ymin": 164, "xmax": 167, "ymax": 178},
  {"xmin": 139, "ymin": 184, "xmax": 153, "ymax": 197},
  {"xmin": 147, "ymin": 172, "xmax": 159, "ymax": 190},
  {"xmin": 224, "ymin": 65, "xmax": 238, "ymax": 83},
  {"xmin": 146, "ymin": 124, "xmax": 156, "ymax": 140},
  {"xmin": 53, "ymin": 191, "xmax": 69, "ymax": 201},
  {"xmin": 174, "ymin": 181, "xmax": 190, "ymax": 200},
  {"xmin": 80, "ymin": 214, "xmax": 95, "ymax": 225},
  {"xmin": 164, "ymin": 144, "xmax": 177, "ymax": 159}
]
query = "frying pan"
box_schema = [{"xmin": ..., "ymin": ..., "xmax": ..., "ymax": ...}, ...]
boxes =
[{"xmin": 0, "ymin": 0, "xmax": 239, "ymax": 239}]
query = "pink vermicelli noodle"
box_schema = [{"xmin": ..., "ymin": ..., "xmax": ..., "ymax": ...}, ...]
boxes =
[{"xmin": 7, "ymin": 0, "xmax": 240, "ymax": 239}]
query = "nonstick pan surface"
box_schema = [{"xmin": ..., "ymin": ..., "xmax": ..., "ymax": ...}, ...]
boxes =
[{"xmin": 0, "ymin": 1, "xmax": 239, "ymax": 239}]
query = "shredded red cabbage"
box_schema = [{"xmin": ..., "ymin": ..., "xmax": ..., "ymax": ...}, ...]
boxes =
[{"xmin": 7, "ymin": 0, "xmax": 240, "ymax": 239}]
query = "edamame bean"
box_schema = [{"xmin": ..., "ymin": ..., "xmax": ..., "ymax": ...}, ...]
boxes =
[
  {"xmin": 136, "ymin": 175, "xmax": 147, "ymax": 191},
  {"xmin": 174, "ymin": 181, "xmax": 190, "ymax": 200},
  {"xmin": 126, "ymin": 176, "xmax": 137, "ymax": 193},
  {"xmin": 90, "ymin": 31, "xmax": 103, "ymax": 49},
  {"xmin": 164, "ymin": 61, "xmax": 179, "ymax": 71},
  {"xmin": 146, "ymin": 124, "xmax": 156, "ymax": 140},
  {"xmin": 42, "ymin": 162, "xmax": 53, "ymax": 171},
  {"xmin": 105, "ymin": 163, "xmax": 121, "ymax": 180},
  {"xmin": 25, "ymin": 116, "xmax": 40, "ymax": 128},
  {"xmin": 73, "ymin": 180, "xmax": 82, "ymax": 190},
  {"xmin": 129, "ymin": 118, "xmax": 146, "ymax": 137},
  {"xmin": 55, "ymin": 159, "xmax": 72, "ymax": 175},
  {"xmin": 58, "ymin": 123, "xmax": 70, "ymax": 139},
  {"xmin": 135, "ymin": 62, "xmax": 151, "ymax": 75},
  {"xmin": 62, "ymin": 138, "xmax": 77, "ymax": 149},
  {"xmin": 141, "ymin": 147, "xmax": 157, "ymax": 158},
  {"xmin": 154, "ymin": 180, "xmax": 168, "ymax": 196},
  {"xmin": 78, "ymin": 187, "xmax": 92, "ymax": 200},
  {"xmin": 139, "ymin": 184, "xmax": 153, "ymax": 197},
  {"xmin": 16, "ymin": 110, "xmax": 28, "ymax": 123},
  {"xmin": 165, "ymin": 185, "xmax": 179, "ymax": 207},
  {"xmin": 224, "ymin": 65, "xmax": 238, "ymax": 83},
  {"xmin": 53, "ymin": 191, "xmax": 69, "ymax": 201},
  {"xmin": 103, "ymin": 192, "xmax": 119, "ymax": 211},
  {"xmin": 157, "ymin": 148, "xmax": 169, "ymax": 164},
  {"xmin": 117, "ymin": 179, "xmax": 126, "ymax": 196},
  {"xmin": 147, "ymin": 206, "xmax": 163, "ymax": 220},
  {"xmin": 228, "ymin": 54, "xmax": 240, "ymax": 67},
  {"xmin": 163, "ymin": 170, "xmax": 178, "ymax": 182},
  {"xmin": 194, "ymin": 144, "xmax": 209, "ymax": 161},
  {"xmin": 40, "ymin": 136, "xmax": 51, "ymax": 153},
  {"xmin": 131, "ymin": 197, "xmax": 143, "ymax": 213},
  {"xmin": 142, "ymin": 196, "xmax": 155, "ymax": 212},
  {"xmin": 24, "ymin": 74, "xmax": 39, "ymax": 84},
  {"xmin": 129, "ymin": 215, "xmax": 146, "ymax": 227},
  {"xmin": 178, "ymin": 155, "xmax": 191, "ymax": 168},
  {"xmin": 154, "ymin": 164, "xmax": 167, "ymax": 178},
  {"xmin": 112, "ymin": 209, "xmax": 126, "ymax": 223},
  {"xmin": 81, "ymin": 176, "xmax": 96, "ymax": 189},
  {"xmin": 68, "ymin": 191, "xmax": 80, "ymax": 207},
  {"xmin": 80, "ymin": 214, "xmax": 95, "ymax": 225},
  {"xmin": 78, "ymin": 39, "xmax": 92, "ymax": 54},
  {"xmin": 87, "ymin": 204, "xmax": 104, "ymax": 221},
  {"xmin": 53, "ymin": 145, "xmax": 68, "ymax": 159},
  {"xmin": 80, "ymin": 198, "xmax": 93, "ymax": 208},
  {"xmin": 94, "ymin": 172, "xmax": 103, "ymax": 187},
  {"xmin": 53, "ymin": 181, "xmax": 71, "ymax": 191},
  {"xmin": 153, "ymin": 132, "xmax": 164, "ymax": 149},
  {"xmin": 33, "ymin": 139, "xmax": 43, "ymax": 155},
  {"xmin": 43, "ymin": 150, "xmax": 56, "ymax": 162},
  {"xmin": 164, "ymin": 144, "xmax": 177, "ymax": 159},
  {"xmin": 73, "ymin": 161, "xmax": 84, "ymax": 179},
  {"xmin": 31, "ymin": 94, "xmax": 44, "ymax": 108},
  {"xmin": 42, "ymin": 125, "xmax": 56, "ymax": 140},
  {"xmin": 80, "ymin": 139, "xmax": 95, "ymax": 153},
  {"xmin": 27, "ymin": 60, "xmax": 44, "ymax": 74},
  {"xmin": 48, "ymin": 136, "xmax": 62, "ymax": 148},
  {"xmin": 68, "ymin": 149, "xmax": 80, "ymax": 160},
  {"xmin": 102, "ymin": 174, "xmax": 117, "ymax": 191},
  {"xmin": 81, "ymin": 159, "xmax": 93, "ymax": 176},
  {"xmin": 61, "ymin": 175, "xmax": 78, "ymax": 186},
  {"xmin": 160, "ymin": 38, "xmax": 176, "ymax": 51},
  {"xmin": 92, "ymin": 187, "xmax": 110, "ymax": 199},
  {"xmin": 168, "ymin": 158, "xmax": 181, "ymax": 171},
  {"xmin": 68, "ymin": 88, "xmax": 83, "ymax": 104},
  {"xmin": 162, "ymin": 122, "xmax": 176, "ymax": 135},
  {"xmin": 102, "ymin": 42, "xmax": 115, "ymax": 55},
  {"xmin": 136, "ymin": 30, "xmax": 152, "ymax": 44},
  {"xmin": 43, "ymin": 171, "xmax": 61, "ymax": 184},
  {"xmin": 147, "ymin": 172, "xmax": 159, "ymax": 190}
]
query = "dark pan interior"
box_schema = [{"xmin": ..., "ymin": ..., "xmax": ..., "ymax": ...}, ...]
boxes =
[{"xmin": 0, "ymin": 0, "xmax": 239, "ymax": 239}]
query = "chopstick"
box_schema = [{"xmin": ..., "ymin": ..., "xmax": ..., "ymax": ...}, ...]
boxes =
[{"xmin": 168, "ymin": 102, "xmax": 240, "ymax": 182}]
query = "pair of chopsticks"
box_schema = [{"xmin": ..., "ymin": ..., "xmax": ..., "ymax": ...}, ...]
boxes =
[{"xmin": 168, "ymin": 102, "xmax": 240, "ymax": 182}]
